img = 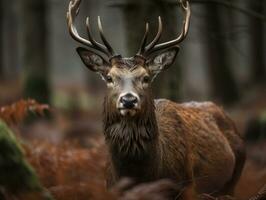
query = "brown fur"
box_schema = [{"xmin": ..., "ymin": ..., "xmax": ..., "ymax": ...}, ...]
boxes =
[{"xmin": 104, "ymin": 98, "xmax": 245, "ymax": 196}]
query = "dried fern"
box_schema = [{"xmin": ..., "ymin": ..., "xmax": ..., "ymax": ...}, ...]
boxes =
[{"xmin": 0, "ymin": 99, "xmax": 49, "ymax": 125}]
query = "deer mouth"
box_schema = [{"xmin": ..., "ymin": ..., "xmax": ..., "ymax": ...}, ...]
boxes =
[{"xmin": 118, "ymin": 108, "xmax": 138, "ymax": 117}]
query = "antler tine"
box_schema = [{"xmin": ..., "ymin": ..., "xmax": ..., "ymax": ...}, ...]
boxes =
[
  {"xmin": 136, "ymin": 0, "xmax": 191, "ymax": 57},
  {"xmin": 67, "ymin": 0, "xmax": 92, "ymax": 47},
  {"xmin": 149, "ymin": 0, "xmax": 191, "ymax": 54},
  {"xmin": 67, "ymin": 0, "xmax": 117, "ymax": 59},
  {"xmin": 98, "ymin": 16, "xmax": 116, "ymax": 58},
  {"xmin": 144, "ymin": 16, "xmax": 163, "ymax": 55},
  {"xmin": 137, "ymin": 22, "xmax": 150, "ymax": 56},
  {"xmin": 86, "ymin": 17, "xmax": 107, "ymax": 51},
  {"xmin": 181, "ymin": 0, "xmax": 190, "ymax": 38}
]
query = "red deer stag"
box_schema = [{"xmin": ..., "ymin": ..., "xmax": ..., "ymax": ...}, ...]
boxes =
[{"xmin": 67, "ymin": 0, "xmax": 246, "ymax": 197}]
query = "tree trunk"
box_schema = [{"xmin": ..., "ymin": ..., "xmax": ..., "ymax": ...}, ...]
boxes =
[
  {"xmin": 249, "ymin": 0, "xmax": 265, "ymax": 84},
  {"xmin": 204, "ymin": 4, "xmax": 240, "ymax": 105},
  {"xmin": 120, "ymin": 0, "xmax": 182, "ymax": 101},
  {"xmin": 21, "ymin": 0, "xmax": 50, "ymax": 104},
  {"xmin": 5, "ymin": 0, "xmax": 19, "ymax": 80}
]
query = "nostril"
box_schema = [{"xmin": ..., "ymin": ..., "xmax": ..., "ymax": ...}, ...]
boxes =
[
  {"xmin": 131, "ymin": 97, "xmax": 138, "ymax": 103},
  {"xmin": 120, "ymin": 97, "xmax": 128, "ymax": 104}
]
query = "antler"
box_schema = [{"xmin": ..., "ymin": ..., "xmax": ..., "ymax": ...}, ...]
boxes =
[
  {"xmin": 137, "ymin": 0, "xmax": 191, "ymax": 57},
  {"xmin": 67, "ymin": 0, "xmax": 117, "ymax": 59}
]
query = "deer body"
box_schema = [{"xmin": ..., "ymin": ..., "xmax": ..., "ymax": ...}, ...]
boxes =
[
  {"xmin": 67, "ymin": 0, "xmax": 245, "ymax": 196},
  {"xmin": 104, "ymin": 98, "xmax": 244, "ymax": 195}
]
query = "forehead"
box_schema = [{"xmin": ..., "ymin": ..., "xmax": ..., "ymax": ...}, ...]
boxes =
[
  {"xmin": 109, "ymin": 66, "xmax": 147, "ymax": 77},
  {"xmin": 109, "ymin": 58, "xmax": 147, "ymax": 77}
]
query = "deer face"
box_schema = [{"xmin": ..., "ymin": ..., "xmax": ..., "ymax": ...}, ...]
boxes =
[
  {"xmin": 77, "ymin": 47, "xmax": 179, "ymax": 117},
  {"xmin": 67, "ymin": 0, "xmax": 190, "ymax": 116}
]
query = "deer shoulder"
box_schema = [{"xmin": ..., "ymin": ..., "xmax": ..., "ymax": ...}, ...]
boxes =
[{"xmin": 155, "ymin": 99, "xmax": 245, "ymax": 194}]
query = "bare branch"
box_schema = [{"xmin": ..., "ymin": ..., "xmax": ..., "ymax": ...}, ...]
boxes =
[
  {"xmin": 191, "ymin": 0, "xmax": 266, "ymax": 22},
  {"xmin": 107, "ymin": 0, "xmax": 266, "ymax": 22}
]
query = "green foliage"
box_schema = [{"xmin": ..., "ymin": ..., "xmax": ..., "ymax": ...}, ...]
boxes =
[{"xmin": 0, "ymin": 120, "xmax": 54, "ymax": 200}]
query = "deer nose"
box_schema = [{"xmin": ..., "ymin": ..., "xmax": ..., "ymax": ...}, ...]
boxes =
[{"xmin": 120, "ymin": 93, "xmax": 138, "ymax": 109}]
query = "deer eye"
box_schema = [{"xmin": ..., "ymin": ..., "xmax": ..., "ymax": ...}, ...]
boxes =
[
  {"xmin": 106, "ymin": 75, "xmax": 113, "ymax": 83},
  {"xmin": 143, "ymin": 76, "xmax": 150, "ymax": 83}
]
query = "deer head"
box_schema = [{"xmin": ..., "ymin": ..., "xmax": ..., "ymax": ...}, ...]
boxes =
[{"xmin": 67, "ymin": 0, "xmax": 191, "ymax": 117}]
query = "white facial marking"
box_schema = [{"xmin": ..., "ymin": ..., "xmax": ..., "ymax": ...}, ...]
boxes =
[
  {"xmin": 116, "ymin": 75, "xmax": 140, "ymax": 112},
  {"xmin": 123, "ymin": 76, "xmax": 133, "ymax": 93},
  {"xmin": 99, "ymin": 73, "xmax": 106, "ymax": 82}
]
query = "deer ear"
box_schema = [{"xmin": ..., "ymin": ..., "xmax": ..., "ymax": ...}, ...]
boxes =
[
  {"xmin": 146, "ymin": 46, "xmax": 179, "ymax": 79},
  {"xmin": 76, "ymin": 47, "xmax": 110, "ymax": 73}
]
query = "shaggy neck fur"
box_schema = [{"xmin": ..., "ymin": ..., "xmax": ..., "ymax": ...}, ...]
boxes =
[{"xmin": 103, "ymin": 93, "xmax": 161, "ymax": 181}]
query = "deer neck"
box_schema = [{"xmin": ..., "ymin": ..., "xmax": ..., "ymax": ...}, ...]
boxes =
[{"xmin": 103, "ymin": 96, "xmax": 161, "ymax": 180}]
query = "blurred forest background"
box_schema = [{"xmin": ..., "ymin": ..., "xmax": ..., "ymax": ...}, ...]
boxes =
[
  {"xmin": 0, "ymin": 0, "xmax": 266, "ymax": 199},
  {"xmin": 1, "ymin": 0, "xmax": 265, "ymax": 140}
]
